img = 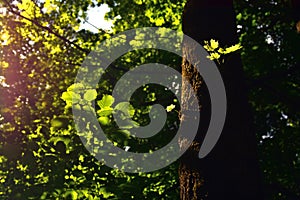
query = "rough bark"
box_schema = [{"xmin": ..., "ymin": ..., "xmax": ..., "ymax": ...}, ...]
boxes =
[{"xmin": 179, "ymin": 0, "xmax": 263, "ymax": 199}]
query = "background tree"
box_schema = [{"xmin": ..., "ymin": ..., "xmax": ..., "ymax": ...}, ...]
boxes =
[{"xmin": 236, "ymin": 0, "xmax": 300, "ymax": 199}]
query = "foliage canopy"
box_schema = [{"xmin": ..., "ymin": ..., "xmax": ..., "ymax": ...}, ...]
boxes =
[{"xmin": 0, "ymin": 0, "xmax": 299, "ymax": 199}]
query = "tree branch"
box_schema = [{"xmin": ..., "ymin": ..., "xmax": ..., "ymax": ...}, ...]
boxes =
[
  {"xmin": 3, "ymin": 0, "xmax": 89, "ymax": 53},
  {"xmin": 3, "ymin": 0, "xmax": 129, "ymax": 72}
]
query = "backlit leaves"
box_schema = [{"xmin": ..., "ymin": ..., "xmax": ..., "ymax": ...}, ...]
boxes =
[
  {"xmin": 83, "ymin": 89, "xmax": 97, "ymax": 101},
  {"xmin": 204, "ymin": 39, "xmax": 242, "ymax": 63},
  {"xmin": 97, "ymin": 94, "xmax": 115, "ymax": 109}
]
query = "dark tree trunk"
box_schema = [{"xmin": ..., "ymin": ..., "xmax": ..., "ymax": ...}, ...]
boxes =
[
  {"xmin": 179, "ymin": 0, "xmax": 263, "ymax": 199},
  {"xmin": 291, "ymin": 0, "xmax": 300, "ymax": 32},
  {"xmin": 291, "ymin": 0, "xmax": 300, "ymax": 21}
]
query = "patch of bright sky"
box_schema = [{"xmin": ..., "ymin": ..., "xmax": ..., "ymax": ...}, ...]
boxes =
[
  {"xmin": 0, "ymin": 76, "xmax": 9, "ymax": 88},
  {"xmin": 79, "ymin": 4, "xmax": 113, "ymax": 32}
]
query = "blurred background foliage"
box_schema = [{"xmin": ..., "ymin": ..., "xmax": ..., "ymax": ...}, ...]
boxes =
[{"xmin": 0, "ymin": 0, "xmax": 299, "ymax": 199}]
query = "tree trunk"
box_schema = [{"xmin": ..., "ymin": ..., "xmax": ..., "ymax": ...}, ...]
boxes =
[
  {"xmin": 179, "ymin": 0, "xmax": 263, "ymax": 199},
  {"xmin": 291, "ymin": 0, "xmax": 300, "ymax": 32}
]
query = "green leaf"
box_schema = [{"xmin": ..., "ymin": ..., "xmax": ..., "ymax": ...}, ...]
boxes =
[
  {"xmin": 63, "ymin": 190, "xmax": 78, "ymax": 200},
  {"xmin": 61, "ymin": 91, "xmax": 72, "ymax": 102},
  {"xmin": 97, "ymin": 95, "xmax": 115, "ymax": 108},
  {"xmin": 97, "ymin": 108, "xmax": 113, "ymax": 117},
  {"xmin": 207, "ymin": 52, "xmax": 221, "ymax": 60},
  {"xmin": 118, "ymin": 119, "xmax": 139, "ymax": 129},
  {"xmin": 224, "ymin": 44, "xmax": 243, "ymax": 54},
  {"xmin": 51, "ymin": 119, "xmax": 64, "ymax": 128},
  {"xmin": 49, "ymin": 136, "xmax": 70, "ymax": 146},
  {"xmin": 166, "ymin": 104, "xmax": 176, "ymax": 112},
  {"xmin": 61, "ymin": 91, "xmax": 81, "ymax": 103},
  {"xmin": 99, "ymin": 188, "xmax": 114, "ymax": 198},
  {"xmin": 236, "ymin": 13, "xmax": 242, "ymax": 21},
  {"xmin": 115, "ymin": 102, "xmax": 135, "ymax": 117},
  {"xmin": 83, "ymin": 89, "xmax": 97, "ymax": 101},
  {"xmin": 67, "ymin": 83, "xmax": 85, "ymax": 92},
  {"xmin": 210, "ymin": 39, "xmax": 219, "ymax": 50},
  {"xmin": 98, "ymin": 116, "xmax": 110, "ymax": 125}
]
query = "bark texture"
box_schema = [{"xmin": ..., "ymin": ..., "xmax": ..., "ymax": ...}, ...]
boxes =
[{"xmin": 179, "ymin": 0, "xmax": 263, "ymax": 199}]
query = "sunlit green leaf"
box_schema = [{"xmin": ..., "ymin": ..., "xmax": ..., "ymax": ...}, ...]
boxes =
[
  {"xmin": 97, "ymin": 95, "xmax": 115, "ymax": 108},
  {"xmin": 98, "ymin": 116, "xmax": 110, "ymax": 125},
  {"xmin": 166, "ymin": 104, "xmax": 176, "ymax": 112},
  {"xmin": 97, "ymin": 108, "xmax": 113, "ymax": 117},
  {"xmin": 83, "ymin": 89, "xmax": 97, "ymax": 101},
  {"xmin": 115, "ymin": 102, "xmax": 135, "ymax": 117}
]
